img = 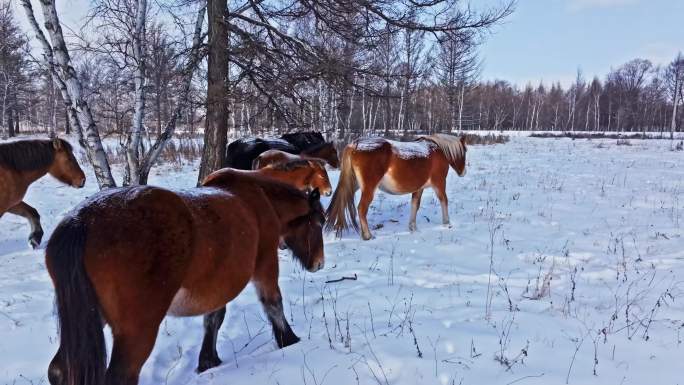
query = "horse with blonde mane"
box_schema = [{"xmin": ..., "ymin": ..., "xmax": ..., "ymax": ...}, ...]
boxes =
[{"xmin": 325, "ymin": 134, "xmax": 467, "ymax": 240}]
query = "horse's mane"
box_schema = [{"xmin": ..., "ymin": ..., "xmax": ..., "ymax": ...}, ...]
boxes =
[
  {"xmin": 419, "ymin": 134, "xmax": 466, "ymax": 164},
  {"xmin": 269, "ymin": 159, "xmax": 326, "ymax": 172},
  {"xmin": 0, "ymin": 139, "xmax": 71, "ymax": 171}
]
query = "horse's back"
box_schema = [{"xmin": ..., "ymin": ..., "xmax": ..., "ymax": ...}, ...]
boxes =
[
  {"xmin": 254, "ymin": 149, "xmax": 298, "ymax": 169},
  {"xmin": 280, "ymin": 132, "xmax": 325, "ymax": 150},
  {"xmin": 349, "ymin": 137, "xmax": 438, "ymax": 194},
  {"xmin": 225, "ymin": 137, "xmax": 298, "ymax": 170}
]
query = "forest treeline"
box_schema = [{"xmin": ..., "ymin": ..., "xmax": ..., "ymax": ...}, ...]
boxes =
[
  {"xmin": 1, "ymin": 0, "xmax": 682, "ymax": 187},
  {"xmin": 3, "ymin": 1, "xmax": 683, "ymax": 141}
]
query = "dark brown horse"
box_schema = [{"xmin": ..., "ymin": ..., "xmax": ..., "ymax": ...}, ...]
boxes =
[
  {"xmin": 0, "ymin": 138, "xmax": 86, "ymax": 248},
  {"xmin": 45, "ymin": 169, "xmax": 325, "ymax": 385},
  {"xmin": 252, "ymin": 150, "xmax": 333, "ymax": 196},
  {"xmin": 224, "ymin": 133, "xmax": 339, "ymax": 170},
  {"xmin": 326, "ymin": 134, "xmax": 467, "ymax": 240}
]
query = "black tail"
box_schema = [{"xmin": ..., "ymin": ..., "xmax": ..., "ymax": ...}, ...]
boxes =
[{"xmin": 46, "ymin": 216, "xmax": 106, "ymax": 385}]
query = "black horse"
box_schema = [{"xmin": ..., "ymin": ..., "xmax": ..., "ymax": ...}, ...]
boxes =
[{"xmin": 224, "ymin": 132, "xmax": 339, "ymax": 170}]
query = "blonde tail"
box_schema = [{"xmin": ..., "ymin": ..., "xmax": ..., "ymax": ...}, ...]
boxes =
[{"xmin": 325, "ymin": 145, "xmax": 358, "ymax": 237}]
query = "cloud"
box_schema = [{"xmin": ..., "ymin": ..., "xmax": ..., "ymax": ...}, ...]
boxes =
[
  {"xmin": 634, "ymin": 42, "xmax": 682, "ymax": 66},
  {"xmin": 567, "ymin": 0, "xmax": 639, "ymax": 11}
]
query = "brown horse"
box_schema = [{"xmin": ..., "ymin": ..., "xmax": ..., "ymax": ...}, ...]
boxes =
[
  {"xmin": 45, "ymin": 169, "xmax": 325, "ymax": 385},
  {"xmin": 252, "ymin": 150, "xmax": 333, "ymax": 196},
  {"xmin": 0, "ymin": 138, "xmax": 86, "ymax": 248},
  {"xmin": 326, "ymin": 134, "xmax": 467, "ymax": 240}
]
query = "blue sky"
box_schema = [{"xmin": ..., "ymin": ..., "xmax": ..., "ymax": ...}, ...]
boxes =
[
  {"xmin": 14, "ymin": 0, "xmax": 684, "ymax": 87},
  {"xmin": 479, "ymin": 0, "xmax": 684, "ymax": 86}
]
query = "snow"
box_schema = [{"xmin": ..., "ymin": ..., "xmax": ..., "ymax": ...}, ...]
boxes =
[
  {"xmin": 354, "ymin": 137, "xmax": 387, "ymax": 152},
  {"xmin": 2, "ymin": 137, "xmax": 684, "ymax": 385},
  {"xmin": 354, "ymin": 137, "xmax": 434, "ymax": 160}
]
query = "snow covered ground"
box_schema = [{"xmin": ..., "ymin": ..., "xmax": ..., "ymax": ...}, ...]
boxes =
[{"xmin": 1, "ymin": 137, "xmax": 684, "ymax": 385}]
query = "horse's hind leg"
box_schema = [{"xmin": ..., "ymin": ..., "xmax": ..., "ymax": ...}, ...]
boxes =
[
  {"xmin": 358, "ymin": 187, "xmax": 376, "ymax": 240},
  {"xmin": 254, "ymin": 279, "xmax": 299, "ymax": 348},
  {"xmin": 106, "ymin": 322, "xmax": 162, "ymax": 385},
  {"xmin": 197, "ymin": 306, "xmax": 226, "ymax": 373},
  {"xmin": 409, "ymin": 189, "xmax": 424, "ymax": 232},
  {"xmin": 7, "ymin": 201, "xmax": 43, "ymax": 248}
]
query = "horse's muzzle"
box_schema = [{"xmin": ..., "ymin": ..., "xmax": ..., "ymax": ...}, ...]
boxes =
[
  {"xmin": 309, "ymin": 260, "xmax": 325, "ymax": 272},
  {"xmin": 74, "ymin": 178, "xmax": 86, "ymax": 188}
]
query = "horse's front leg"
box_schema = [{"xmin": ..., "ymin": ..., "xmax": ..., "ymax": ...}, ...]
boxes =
[
  {"xmin": 7, "ymin": 201, "xmax": 43, "ymax": 248},
  {"xmin": 197, "ymin": 306, "xmax": 227, "ymax": 373},
  {"xmin": 434, "ymin": 183, "xmax": 450, "ymax": 226},
  {"xmin": 409, "ymin": 189, "xmax": 424, "ymax": 232},
  {"xmin": 255, "ymin": 280, "xmax": 299, "ymax": 348}
]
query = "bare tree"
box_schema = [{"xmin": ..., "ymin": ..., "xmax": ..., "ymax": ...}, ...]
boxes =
[
  {"xmin": 197, "ymin": 0, "xmax": 516, "ymax": 182},
  {"xmin": 0, "ymin": 2, "xmax": 30, "ymax": 138},
  {"xmin": 21, "ymin": 0, "xmax": 116, "ymax": 188},
  {"xmin": 666, "ymin": 52, "xmax": 684, "ymax": 139},
  {"xmin": 197, "ymin": 0, "xmax": 229, "ymax": 184}
]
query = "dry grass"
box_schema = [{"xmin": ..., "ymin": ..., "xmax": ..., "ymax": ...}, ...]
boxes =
[{"xmin": 530, "ymin": 132, "xmax": 666, "ymax": 140}]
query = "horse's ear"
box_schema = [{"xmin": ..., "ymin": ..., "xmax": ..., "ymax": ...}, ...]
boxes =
[
  {"xmin": 309, "ymin": 188, "xmax": 320, "ymax": 203},
  {"xmin": 52, "ymin": 138, "xmax": 63, "ymax": 150}
]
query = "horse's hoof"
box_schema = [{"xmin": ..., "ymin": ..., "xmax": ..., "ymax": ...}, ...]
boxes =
[
  {"xmin": 361, "ymin": 233, "xmax": 373, "ymax": 241},
  {"xmin": 277, "ymin": 333, "xmax": 300, "ymax": 348},
  {"xmin": 409, "ymin": 223, "xmax": 417, "ymax": 232},
  {"xmin": 197, "ymin": 356, "xmax": 222, "ymax": 373},
  {"xmin": 29, "ymin": 233, "xmax": 43, "ymax": 249}
]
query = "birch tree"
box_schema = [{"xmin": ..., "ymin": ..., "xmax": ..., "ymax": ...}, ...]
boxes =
[
  {"xmin": 666, "ymin": 53, "xmax": 684, "ymax": 139},
  {"xmin": 21, "ymin": 0, "xmax": 116, "ymax": 188}
]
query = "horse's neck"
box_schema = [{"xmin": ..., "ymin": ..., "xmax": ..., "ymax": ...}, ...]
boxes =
[
  {"xmin": 259, "ymin": 168, "xmax": 308, "ymax": 187},
  {"xmin": 18, "ymin": 167, "xmax": 50, "ymax": 188},
  {"xmin": 302, "ymin": 148, "xmax": 319, "ymax": 157}
]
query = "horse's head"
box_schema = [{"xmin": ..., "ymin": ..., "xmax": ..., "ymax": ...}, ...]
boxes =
[
  {"xmin": 49, "ymin": 138, "xmax": 86, "ymax": 188},
  {"xmin": 321, "ymin": 143, "xmax": 340, "ymax": 169},
  {"xmin": 282, "ymin": 188, "xmax": 326, "ymax": 272},
  {"xmin": 305, "ymin": 160, "xmax": 333, "ymax": 196},
  {"xmin": 452, "ymin": 136, "xmax": 467, "ymax": 177}
]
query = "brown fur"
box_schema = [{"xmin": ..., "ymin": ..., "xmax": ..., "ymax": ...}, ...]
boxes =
[
  {"xmin": 301, "ymin": 141, "xmax": 339, "ymax": 169},
  {"xmin": 252, "ymin": 150, "xmax": 333, "ymax": 196},
  {"xmin": 325, "ymin": 135, "xmax": 467, "ymax": 240},
  {"xmin": 0, "ymin": 138, "xmax": 85, "ymax": 248},
  {"xmin": 45, "ymin": 169, "xmax": 325, "ymax": 385}
]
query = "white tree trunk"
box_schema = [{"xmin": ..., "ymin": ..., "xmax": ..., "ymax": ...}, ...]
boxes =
[
  {"xmin": 125, "ymin": 0, "xmax": 148, "ymax": 185},
  {"xmin": 458, "ymin": 83, "xmax": 465, "ymax": 132},
  {"xmin": 671, "ymin": 80, "xmax": 681, "ymax": 140},
  {"xmin": 22, "ymin": 0, "xmax": 115, "ymax": 188},
  {"xmin": 138, "ymin": 3, "xmax": 205, "ymax": 184}
]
